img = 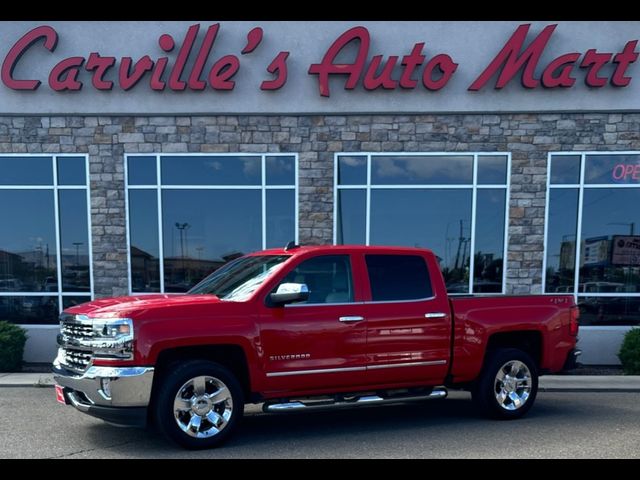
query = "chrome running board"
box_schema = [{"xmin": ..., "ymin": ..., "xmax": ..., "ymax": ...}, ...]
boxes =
[{"xmin": 263, "ymin": 387, "xmax": 447, "ymax": 413}]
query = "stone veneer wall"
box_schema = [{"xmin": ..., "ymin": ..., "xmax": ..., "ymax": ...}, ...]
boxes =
[{"xmin": 0, "ymin": 113, "xmax": 638, "ymax": 298}]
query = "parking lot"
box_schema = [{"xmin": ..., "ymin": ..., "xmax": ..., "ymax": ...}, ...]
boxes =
[{"xmin": 1, "ymin": 388, "xmax": 639, "ymax": 458}]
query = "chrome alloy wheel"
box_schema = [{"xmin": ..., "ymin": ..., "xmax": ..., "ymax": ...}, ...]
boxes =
[
  {"xmin": 494, "ymin": 360, "xmax": 532, "ymax": 411},
  {"xmin": 173, "ymin": 376, "xmax": 234, "ymax": 438}
]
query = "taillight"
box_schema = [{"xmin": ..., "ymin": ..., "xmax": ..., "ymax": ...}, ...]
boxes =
[{"xmin": 570, "ymin": 306, "xmax": 580, "ymax": 336}]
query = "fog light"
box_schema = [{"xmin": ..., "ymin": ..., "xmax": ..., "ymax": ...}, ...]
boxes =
[{"xmin": 100, "ymin": 378, "xmax": 112, "ymax": 399}]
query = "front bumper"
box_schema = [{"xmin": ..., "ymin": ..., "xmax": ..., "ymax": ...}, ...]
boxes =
[{"xmin": 53, "ymin": 362, "xmax": 154, "ymax": 427}]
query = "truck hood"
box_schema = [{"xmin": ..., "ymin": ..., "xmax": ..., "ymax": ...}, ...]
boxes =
[{"xmin": 64, "ymin": 294, "xmax": 221, "ymax": 318}]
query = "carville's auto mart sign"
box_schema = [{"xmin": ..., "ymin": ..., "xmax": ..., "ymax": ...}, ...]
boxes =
[{"xmin": 0, "ymin": 21, "xmax": 639, "ymax": 114}]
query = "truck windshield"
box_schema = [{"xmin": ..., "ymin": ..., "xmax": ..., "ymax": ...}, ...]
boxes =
[{"xmin": 188, "ymin": 255, "xmax": 290, "ymax": 301}]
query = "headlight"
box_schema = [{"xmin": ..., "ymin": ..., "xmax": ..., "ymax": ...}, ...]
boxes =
[
  {"xmin": 90, "ymin": 318, "xmax": 134, "ymax": 361},
  {"xmin": 93, "ymin": 318, "xmax": 133, "ymax": 339}
]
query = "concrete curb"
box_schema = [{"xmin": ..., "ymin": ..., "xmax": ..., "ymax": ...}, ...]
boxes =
[{"xmin": 1, "ymin": 373, "xmax": 640, "ymax": 391}]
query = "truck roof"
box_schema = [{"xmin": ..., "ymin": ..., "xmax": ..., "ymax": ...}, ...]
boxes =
[{"xmin": 252, "ymin": 245, "xmax": 435, "ymax": 256}]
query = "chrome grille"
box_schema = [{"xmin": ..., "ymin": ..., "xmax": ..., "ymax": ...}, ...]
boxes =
[
  {"xmin": 61, "ymin": 348, "xmax": 92, "ymax": 371},
  {"xmin": 59, "ymin": 314, "xmax": 93, "ymax": 372},
  {"xmin": 61, "ymin": 322, "xmax": 94, "ymax": 339}
]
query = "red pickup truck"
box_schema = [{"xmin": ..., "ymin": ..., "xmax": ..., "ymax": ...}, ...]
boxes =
[{"xmin": 53, "ymin": 245, "xmax": 580, "ymax": 449}]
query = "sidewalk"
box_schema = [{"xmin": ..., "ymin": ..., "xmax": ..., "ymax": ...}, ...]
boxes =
[{"xmin": 1, "ymin": 372, "xmax": 640, "ymax": 391}]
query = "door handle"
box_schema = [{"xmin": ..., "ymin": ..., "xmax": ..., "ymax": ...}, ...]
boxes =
[
  {"xmin": 425, "ymin": 312, "xmax": 447, "ymax": 319},
  {"xmin": 339, "ymin": 316, "xmax": 364, "ymax": 322}
]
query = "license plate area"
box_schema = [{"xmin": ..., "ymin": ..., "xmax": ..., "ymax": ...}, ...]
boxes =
[{"xmin": 55, "ymin": 384, "xmax": 68, "ymax": 405}]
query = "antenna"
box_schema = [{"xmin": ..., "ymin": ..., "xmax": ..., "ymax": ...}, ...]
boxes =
[{"xmin": 284, "ymin": 241, "xmax": 299, "ymax": 251}]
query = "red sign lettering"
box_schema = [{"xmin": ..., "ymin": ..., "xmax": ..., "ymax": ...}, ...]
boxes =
[
  {"xmin": 469, "ymin": 24, "xmax": 638, "ymax": 91},
  {"xmin": 0, "ymin": 23, "xmax": 636, "ymax": 96},
  {"xmin": 612, "ymin": 163, "xmax": 640, "ymax": 182}
]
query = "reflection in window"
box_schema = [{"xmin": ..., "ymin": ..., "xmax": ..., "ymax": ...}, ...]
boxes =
[
  {"xmin": 0, "ymin": 155, "xmax": 91, "ymax": 324},
  {"xmin": 371, "ymin": 155, "xmax": 473, "ymax": 185},
  {"xmin": 336, "ymin": 189, "xmax": 366, "ymax": 244},
  {"xmin": 544, "ymin": 189, "xmax": 579, "ymax": 293},
  {"xmin": 578, "ymin": 297, "xmax": 640, "ymax": 326},
  {"xmin": 59, "ymin": 190, "xmax": 90, "ymax": 292},
  {"xmin": 370, "ymin": 189, "xmax": 472, "ymax": 291},
  {"xmin": 336, "ymin": 153, "xmax": 509, "ymax": 294},
  {"xmin": 474, "ymin": 190, "xmax": 506, "ymax": 293},
  {"xmin": 585, "ymin": 154, "xmax": 640, "ymax": 185},
  {"xmin": 129, "ymin": 190, "xmax": 160, "ymax": 293},
  {"xmin": 337, "ymin": 156, "xmax": 367, "ymax": 185},
  {"xmin": 550, "ymin": 155, "xmax": 581, "ymax": 184},
  {"xmin": 579, "ymin": 189, "xmax": 640, "ymax": 292},
  {"xmin": 127, "ymin": 154, "xmax": 298, "ymax": 293},
  {"xmin": 162, "ymin": 190, "xmax": 262, "ymax": 292},
  {"xmin": 477, "ymin": 156, "xmax": 508, "ymax": 185},
  {"xmin": 161, "ymin": 155, "xmax": 261, "ymax": 185},
  {"xmin": 546, "ymin": 153, "xmax": 640, "ymax": 326}
]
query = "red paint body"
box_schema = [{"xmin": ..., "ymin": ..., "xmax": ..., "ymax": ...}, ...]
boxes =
[{"xmin": 65, "ymin": 246, "xmax": 577, "ymax": 400}]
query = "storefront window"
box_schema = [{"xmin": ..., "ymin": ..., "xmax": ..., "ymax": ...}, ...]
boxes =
[
  {"xmin": 126, "ymin": 154, "xmax": 298, "ymax": 293},
  {"xmin": 544, "ymin": 153, "xmax": 640, "ymax": 325},
  {"xmin": 335, "ymin": 153, "xmax": 510, "ymax": 294},
  {"xmin": 0, "ymin": 155, "xmax": 92, "ymax": 324}
]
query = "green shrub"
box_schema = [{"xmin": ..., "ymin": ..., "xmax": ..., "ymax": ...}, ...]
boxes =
[
  {"xmin": 619, "ymin": 328, "xmax": 640, "ymax": 375},
  {"xmin": 0, "ymin": 321, "xmax": 27, "ymax": 372}
]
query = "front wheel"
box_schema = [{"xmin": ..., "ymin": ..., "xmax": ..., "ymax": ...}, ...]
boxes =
[
  {"xmin": 471, "ymin": 348, "xmax": 538, "ymax": 420},
  {"xmin": 153, "ymin": 360, "xmax": 244, "ymax": 449}
]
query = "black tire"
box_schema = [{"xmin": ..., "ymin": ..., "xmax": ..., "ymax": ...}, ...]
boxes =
[
  {"xmin": 471, "ymin": 348, "xmax": 538, "ymax": 420},
  {"xmin": 153, "ymin": 360, "xmax": 244, "ymax": 449}
]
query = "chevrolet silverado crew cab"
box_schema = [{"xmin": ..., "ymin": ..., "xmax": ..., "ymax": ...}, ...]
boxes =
[{"xmin": 53, "ymin": 245, "xmax": 580, "ymax": 449}]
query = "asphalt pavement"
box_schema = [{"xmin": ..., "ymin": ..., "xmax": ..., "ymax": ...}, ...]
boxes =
[{"xmin": 0, "ymin": 387, "xmax": 638, "ymax": 458}]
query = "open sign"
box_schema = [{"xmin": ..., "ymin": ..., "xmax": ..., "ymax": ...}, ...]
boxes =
[{"xmin": 612, "ymin": 163, "xmax": 640, "ymax": 182}]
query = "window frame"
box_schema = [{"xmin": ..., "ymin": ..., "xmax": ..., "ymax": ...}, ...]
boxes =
[
  {"xmin": 0, "ymin": 154, "xmax": 93, "ymax": 321},
  {"xmin": 333, "ymin": 152, "xmax": 511, "ymax": 295},
  {"xmin": 125, "ymin": 153, "xmax": 299, "ymax": 295},
  {"xmin": 543, "ymin": 151, "xmax": 640, "ymax": 302}
]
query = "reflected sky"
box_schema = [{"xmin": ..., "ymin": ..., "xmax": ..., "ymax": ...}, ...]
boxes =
[
  {"xmin": 372, "ymin": 156, "xmax": 473, "ymax": 185},
  {"xmin": 162, "ymin": 190, "xmax": 262, "ymax": 261},
  {"xmin": 369, "ymin": 189, "xmax": 472, "ymax": 271},
  {"xmin": 0, "ymin": 156, "xmax": 53, "ymax": 185},
  {"xmin": 0, "ymin": 190, "xmax": 57, "ymax": 291},
  {"xmin": 161, "ymin": 155, "xmax": 261, "ymax": 185}
]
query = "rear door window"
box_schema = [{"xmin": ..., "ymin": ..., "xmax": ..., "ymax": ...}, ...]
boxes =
[{"xmin": 365, "ymin": 254, "xmax": 432, "ymax": 301}]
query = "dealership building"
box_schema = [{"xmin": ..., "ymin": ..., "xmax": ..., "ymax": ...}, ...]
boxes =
[{"xmin": 1, "ymin": 20, "xmax": 639, "ymax": 364}]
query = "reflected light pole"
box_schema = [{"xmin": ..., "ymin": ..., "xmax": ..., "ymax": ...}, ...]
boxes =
[
  {"xmin": 607, "ymin": 222, "xmax": 635, "ymax": 236},
  {"xmin": 175, "ymin": 222, "xmax": 191, "ymax": 278},
  {"xmin": 72, "ymin": 242, "xmax": 83, "ymax": 266}
]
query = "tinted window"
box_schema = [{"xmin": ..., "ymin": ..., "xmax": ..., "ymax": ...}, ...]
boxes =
[
  {"xmin": 0, "ymin": 190, "xmax": 57, "ymax": 291},
  {"xmin": 161, "ymin": 155, "xmax": 261, "ymax": 185},
  {"xmin": 585, "ymin": 154, "xmax": 640, "ymax": 185},
  {"xmin": 473, "ymin": 189, "xmax": 506, "ymax": 293},
  {"xmin": 57, "ymin": 156, "xmax": 86, "ymax": 186},
  {"xmin": 276, "ymin": 255, "xmax": 353, "ymax": 304},
  {"xmin": 369, "ymin": 189, "xmax": 472, "ymax": 292},
  {"xmin": 266, "ymin": 190, "xmax": 295, "ymax": 248},
  {"xmin": 337, "ymin": 155, "xmax": 367, "ymax": 185},
  {"xmin": 266, "ymin": 156, "xmax": 295, "ymax": 185},
  {"xmin": 337, "ymin": 189, "xmax": 366, "ymax": 244},
  {"xmin": 161, "ymin": 189, "xmax": 262, "ymax": 292},
  {"xmin": 129, "ymin": 190, "xmax": 160, "ymax": 292},
  {"xmin": 128, "ymin": 156, "xmax": 157, "ymax": 185},
  {"xmin": 0, "ymin": 296, "xmax": 59, "ymax": 325},
  {"xmin": 545, "ymin": 189, "xmax": 579, "ymax": 293},
  {"xmin": 366, "ymin": 254, "xmax": 432, "ymax": 301},
  {"xmin": 550, "ymin": 155, "xmax": 581, "ymax": 184},
  {"xmin": 477, "ymin": 155, "xmax": 508, "ymax": 185},
  {"xmin": 371, "ymin": 156, "xmax": 473, "ymax": 185},
  {"xmin": 58, "ymin": 190, "xmax": 90, "ymax": 292},
  {"xmin": 0, "ymin": 156, "xmax": 53, "ymax": 185}
]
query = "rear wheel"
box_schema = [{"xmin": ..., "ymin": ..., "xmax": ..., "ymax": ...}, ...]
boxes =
[
  {"xmin": 153, "ymin": 360, "xmax": 244, "ymax": 449},
  {"xmin": 471, "ymin": 348, "xmax": 538, "ymax": 419}
]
